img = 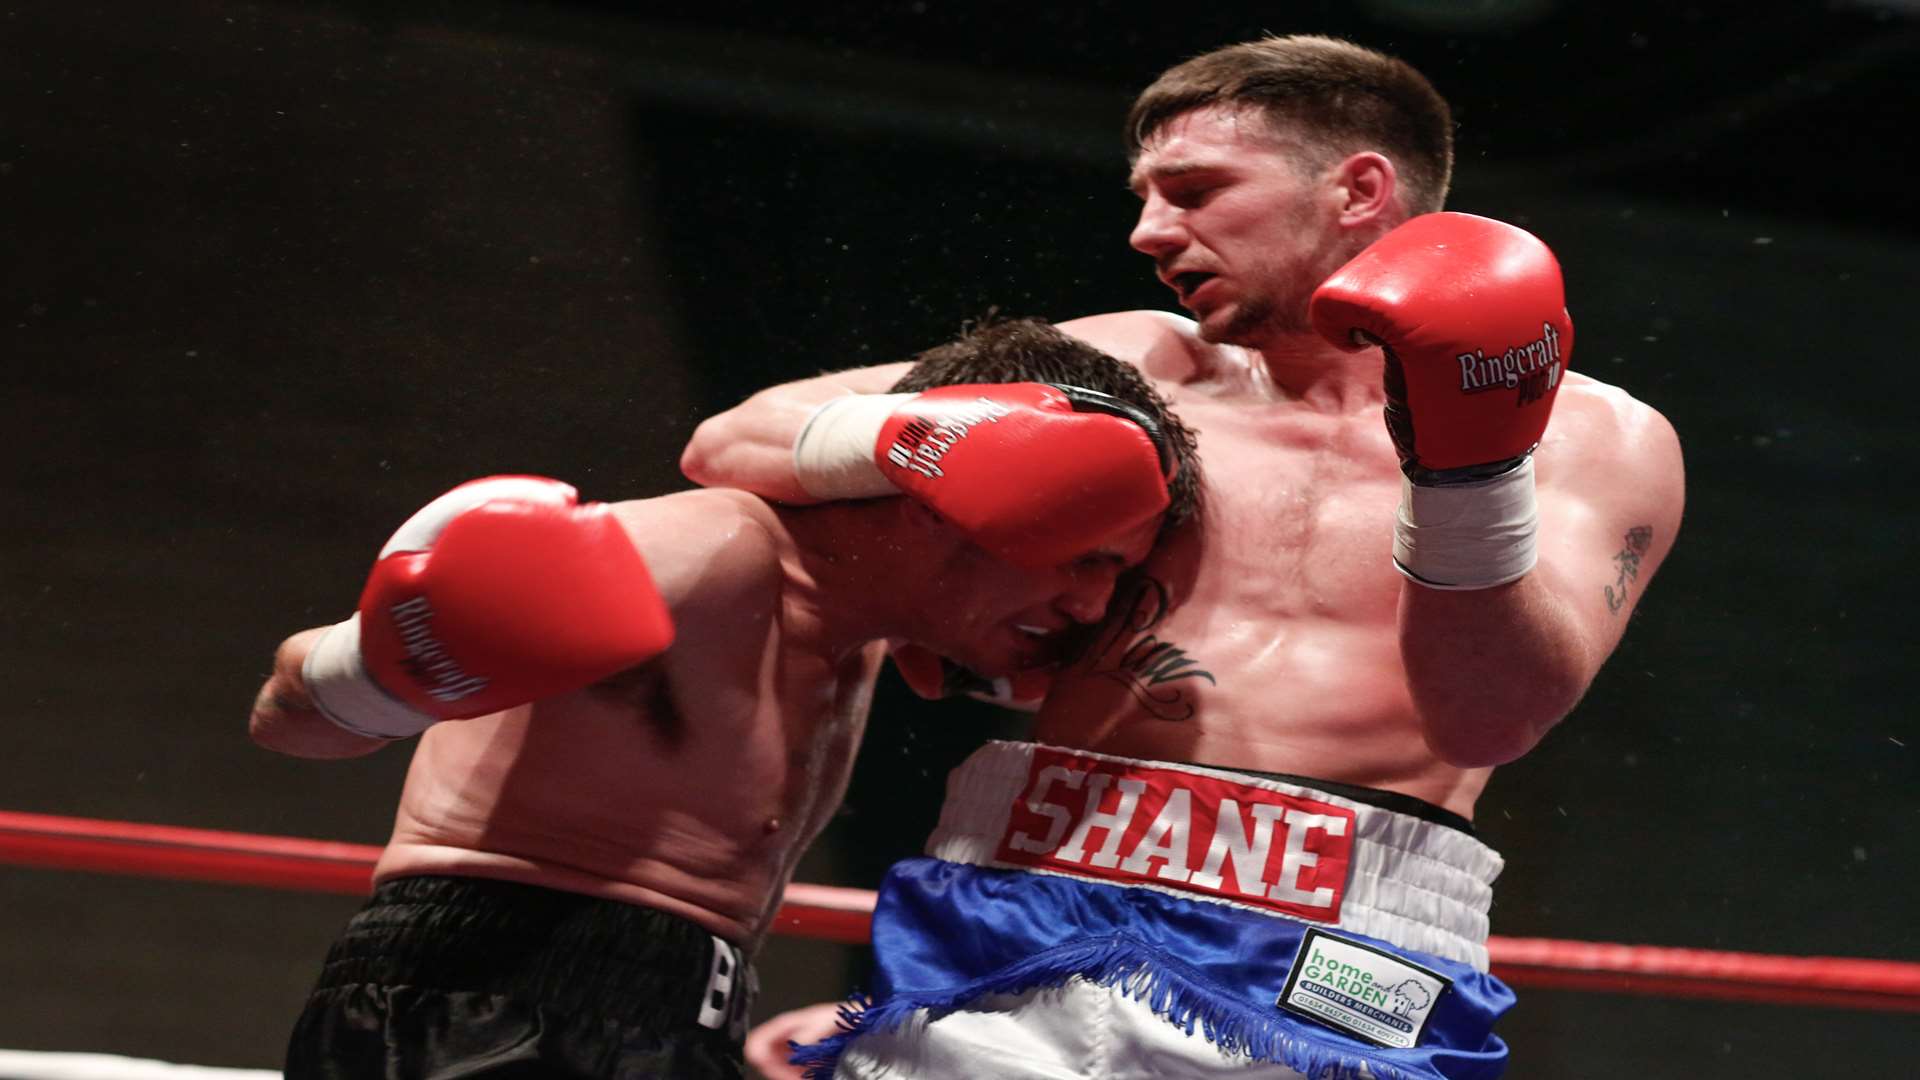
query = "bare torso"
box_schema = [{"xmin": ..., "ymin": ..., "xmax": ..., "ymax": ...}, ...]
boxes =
[
  {"xmin": 1038, "ymin": 312, "xmax": 1660, "ymax": 820},
  {"xmin": 376, "ymin": 489, "xmax": 885, "ymax": 948}
]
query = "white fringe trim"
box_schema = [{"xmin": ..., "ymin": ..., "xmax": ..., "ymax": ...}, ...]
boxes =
[{"xmin": 0, "ymin": 1051, "xmax": 279, "ymax": 1079}]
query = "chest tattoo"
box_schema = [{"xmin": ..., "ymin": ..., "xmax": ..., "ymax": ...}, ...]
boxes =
[{"xmin": 1082, "ymin": 576, "xmax": 1217, "ymax": 722}]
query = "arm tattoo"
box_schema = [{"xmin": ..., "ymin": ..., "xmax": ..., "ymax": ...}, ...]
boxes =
[{"xmin": 1604, "ymin": 525, "xmax": 1654, "ymax": 615}]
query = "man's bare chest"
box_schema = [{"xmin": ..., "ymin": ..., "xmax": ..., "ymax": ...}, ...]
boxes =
[
  {"xmin": 1047, "ymin": 392, "xmax": 1419, "ymax": 743},
  {"xmin": 1166, "ymin": 394, "xmax": 1403, "ymax": 614}
]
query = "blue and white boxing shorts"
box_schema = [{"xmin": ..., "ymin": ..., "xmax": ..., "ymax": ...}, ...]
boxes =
[{"xmin": 798, "ymin": 741, "xmax": 1513, "ymax": 1079}]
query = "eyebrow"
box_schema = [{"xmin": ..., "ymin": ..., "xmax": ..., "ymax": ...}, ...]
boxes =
[{"xmin": 1125, "ymin": 160, "xmax": 1215, "ymax": 196}]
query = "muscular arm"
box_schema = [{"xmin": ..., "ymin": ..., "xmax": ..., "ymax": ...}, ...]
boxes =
[
  {"xmin": 1400, "ymin": 388, "xmax": 1685, "ymax": 766},
  {"xmin": 679, "ymin": 363, "xmax": 913, "ymax": 502},
  {"xmin": 249, "ymin": 489, "xmax": 785, "ymax": 760},
  {"xmin": 678, "ymin": 310, "xmax": 1210, "ymax": 500}
]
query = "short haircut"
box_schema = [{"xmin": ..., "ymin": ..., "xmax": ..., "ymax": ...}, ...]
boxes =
[
  {"xmin": 1125, "ymin": 35, "xmax": 1454, "ymax": 215},
  {"xmin": 890, "ymin": 317, "xmax": 1203, "ymax": 536}
]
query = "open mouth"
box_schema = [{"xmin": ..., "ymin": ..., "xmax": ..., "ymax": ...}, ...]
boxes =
[
  {"xmin": 1009, "ymin": 621, "xmax": 1102, "ymax": 669},
  {"xmin": 1171, "ymin": 271, "xmax": 1215, "ymax": 302}
]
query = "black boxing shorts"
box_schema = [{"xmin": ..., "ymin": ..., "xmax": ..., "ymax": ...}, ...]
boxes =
[{"xmin": 285, "ymin": 875, "xmax": 755, "ymax": 1079}]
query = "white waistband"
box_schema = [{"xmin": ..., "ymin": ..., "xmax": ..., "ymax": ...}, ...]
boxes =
[{"xmin": 925, "ymin": 741, "xmax": 1504, "ymax": 970}]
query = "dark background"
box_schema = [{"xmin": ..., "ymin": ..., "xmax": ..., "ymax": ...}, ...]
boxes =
[{"xmin": 4, "ymin": 1, "xmax": 1917, "ymax": 1075}]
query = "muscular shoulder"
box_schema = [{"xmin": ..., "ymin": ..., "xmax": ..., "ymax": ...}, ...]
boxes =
[
  {"xmin": 610, "ymin": 488, "xmax": 788, "ymax": 623},
  {"xmin": 1546, "ymin": 373, "xmax": 1682, "ymax": 468},
  {"xmin": 1537, "ymin": 372, "xmax": 1686, "ymax": 530},
  {"xmin": 1055, "ymin": 309, "xmax": 1235, "ymax": 385}
]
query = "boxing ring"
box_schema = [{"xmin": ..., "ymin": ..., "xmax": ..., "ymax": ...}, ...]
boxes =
[{"xmin": 3, "ymin": 808, "xmax": 1916, "ymax": 1076}]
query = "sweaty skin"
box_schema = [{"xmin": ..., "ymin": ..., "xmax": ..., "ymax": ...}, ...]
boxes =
[
  {"xmin": 681, "ymin": 108, "xmax": 1684, "ymax": 824},
  {"xmin": 1034, "ymin": 312, "xmax": 1681, "ymax": 819},
  {"xmin": 253, "ymin": 487, "xmax": 1146, "ymax": 946},
  {"xmin": 256, "ymin": 490, "xmax": 876, "ymax": 946}
]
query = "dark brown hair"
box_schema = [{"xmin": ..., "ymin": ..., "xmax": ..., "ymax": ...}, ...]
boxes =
[
  {"xmin": 1126, "ymin": 35, "xmax": 1454, "ymax": 215},
  {"xmin": 890, "ymin": 317, "xmax": 1203, "ymax": 536}
]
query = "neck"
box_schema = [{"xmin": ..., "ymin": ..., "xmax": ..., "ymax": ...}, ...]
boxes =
[
  {"xmin": 1232, "ymin": 329, "xmax": 1385, "ymax": 414},
  {"xmin": 1234, "ymin": 218, "xmax": 1398, "ymax": 411}
]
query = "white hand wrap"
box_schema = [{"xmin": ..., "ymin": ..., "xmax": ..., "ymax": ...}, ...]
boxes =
[
  {"xmin": 1393, "ymin": 457, "xmax": 1539, "ymax": 590},
  {"xmin": 791, "ymin": 393, "xmax": 914, "ymax": 500},
  {"xmin": 300, "ymin": 614, "xmax": 437, "ymax": 739}
]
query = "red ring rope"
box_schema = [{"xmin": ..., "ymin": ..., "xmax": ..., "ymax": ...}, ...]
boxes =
[{"xmin": 4, "ymin": 809, "xmax": 1914, "ymax": 1012}]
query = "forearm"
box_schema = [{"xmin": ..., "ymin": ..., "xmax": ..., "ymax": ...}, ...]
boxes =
[
  {"xmin": 679, "ymin": 362, "xmax": 912, "ymax": 503},
  {"xmin": 248, "ymin": 629, "xmax": 390, "ymax": 760},
  {"xmin": 1397, "ymin": 572, "xmax": 1599, "ymax": 768}
]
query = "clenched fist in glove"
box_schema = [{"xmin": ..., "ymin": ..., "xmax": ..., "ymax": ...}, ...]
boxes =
[
  {"xmin": 791, "ymin": 382, "xmax": 1175, "ymax": 569},
  {"xmin": 1311, "ymin": 212, "xmax": 1573, "ymax": 589},
  {"xmin": 302, "ymin": 476, "xmax": 675, "ymax": 738}
]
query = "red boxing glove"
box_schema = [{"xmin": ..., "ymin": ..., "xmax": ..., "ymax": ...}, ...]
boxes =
[
  {"xmin": 796, "ymin": 383, "xmax": 1173, "ymax": 569},
  {"xmin": 881, "ymin": 384, "xmax": 1172, "ymax": 568},
  {"xmin": 888, "ymin": 640, "xmax": 1051, "ymax": 712},
  {"xmin": 1310, "ymin": 212, "xmax": 1572, "ymax": 477},
  {"xmin": 302, "ymin": 476, "xmax": 675, "ymax": 737},
  {"xmin": 1310, "ymin": 214, "xmax": 1573, "ymax": 589}
]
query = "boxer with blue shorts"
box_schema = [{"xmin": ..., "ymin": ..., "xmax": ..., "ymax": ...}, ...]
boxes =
[
  {"xmin": 693, "ymin": 37, "xmax": 1683, "ymax": 1080},
  {"xmin": 798, "ymin": 743, "xmax": 1511, "ymax": 1080}
]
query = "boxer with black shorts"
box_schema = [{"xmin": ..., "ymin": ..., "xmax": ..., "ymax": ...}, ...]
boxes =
[
  {"xmin": 249, "ymin": 319, "xmax": 1202, "ymax": 1079},
  {"xmin": 688, "ymin": 36, "xmax": 1685, "ymax": 1080}
]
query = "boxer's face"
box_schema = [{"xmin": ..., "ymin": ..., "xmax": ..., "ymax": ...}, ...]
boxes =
[
  {"xmin": 1127, "ymin": 105, "xmax": 1342, "ymax": 344},
  {"xmin": 912, "ymin": 516, "xmax": 1160, "ymax": 676}
]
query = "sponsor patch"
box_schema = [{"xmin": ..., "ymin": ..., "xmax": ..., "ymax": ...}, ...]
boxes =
[
  {"xmin": 993, "ymin": 747, "xmax": 1356, "ymax": 923},
  {"xmin": 1278, "ymin": 928, "xmax": 1450, "ymax": 1049}
]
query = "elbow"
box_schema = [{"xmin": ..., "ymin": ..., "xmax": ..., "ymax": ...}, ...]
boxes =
[
  {"xmin": 680, "ymin": 411, "xmax": 768, "ymax": 491},
  {"xmin": 1421, "ymin": 719, "xmax": 1547, "ymax": 769},
  {"xmin": 1418, "ymin": 677, "xmax": 1589, "ymax": 769},
  {"xmin": 248, "ymin": 672, "xmax": 297, "ymax": 755},
  {"xmin": 679, "ymin": 420, "xmax": 725, "ymax": 487},
  {"xmin": 248, "ymin": 693, "xmax": 388, "ymax": 761},
  {"xmin": 247, "ymin": 706, "xmax": 310, "ymax": 758},
  {"xmin": 251, "ymin": 632, "xmax": 388, "ymax": 759},
  {"xmin": 247, "ymin": 709, "xmax": 281, "ymax": 753}
]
